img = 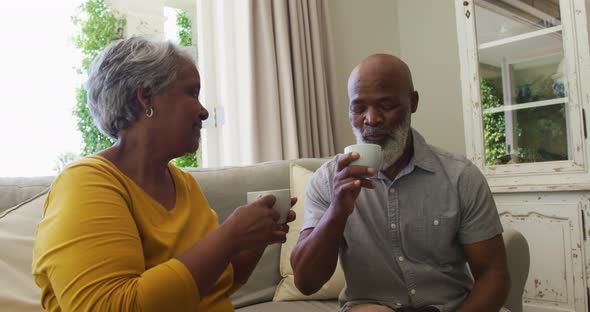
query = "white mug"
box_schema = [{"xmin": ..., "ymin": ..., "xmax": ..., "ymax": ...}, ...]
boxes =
[
  {"xmin": 246, "ymin": 188, "xmax": 291, "ymax": 224},
  {"xmin": 344, "ymin": 143, "xmax": 383, "ymax": 170}
]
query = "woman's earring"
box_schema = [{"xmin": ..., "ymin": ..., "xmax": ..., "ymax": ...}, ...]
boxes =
[{"xmin": 146, "ymin": 107, "xmax": 154, "ymax": 118}]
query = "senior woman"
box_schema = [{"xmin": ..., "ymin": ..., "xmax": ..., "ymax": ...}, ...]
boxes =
[{"xmin": 32, "ymin": 36, "xmax": 293, "ymax": 312}]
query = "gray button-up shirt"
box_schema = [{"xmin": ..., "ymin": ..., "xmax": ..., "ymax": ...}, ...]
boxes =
[{"xmin": 302, "ymin": 129, "xmax": 503, "ymax": 312}]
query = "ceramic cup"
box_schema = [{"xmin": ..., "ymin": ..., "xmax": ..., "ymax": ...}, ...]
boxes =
[
  {"xmin": 246, "ymin": 188, "xmax": 291, "ymax": 224},
  {"xmin": 344, "ymin": 143, "xmax": 383, "ymax": 170}
]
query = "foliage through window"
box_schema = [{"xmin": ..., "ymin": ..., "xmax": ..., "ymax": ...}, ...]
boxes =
[
  {"xmin": 170, "ymin": 9, "xmax": 200, "ymax": 168},
  {"xmin": 72, "ymin": 0, "xmax": 124, "ymax": 156}
]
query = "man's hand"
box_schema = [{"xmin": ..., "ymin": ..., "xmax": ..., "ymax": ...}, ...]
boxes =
[
  {"xmin": 290, "ymin": 154, "xmax": 376, "ymax": 295},
  {"xmin": 331, "ymin": 152, "xmax": 376, "ymax": 216}
]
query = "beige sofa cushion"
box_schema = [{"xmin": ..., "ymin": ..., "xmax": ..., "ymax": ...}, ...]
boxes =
[
  {"xmin": 0, "ymin": 176, "xmax": 53, "ymax": 213},
  {"xmin": 0, "ymin": 190, "xmax": 46, "ymax": 312},
  {"xmin": 188, "ymin": 159, "xmax": 326, "ymax": 307},
  {"xmin": 273, "ymin": 164, "xmax": 345, "ymax": 301}
]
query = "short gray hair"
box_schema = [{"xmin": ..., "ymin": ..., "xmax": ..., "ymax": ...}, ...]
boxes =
[{"xmin": 86, "ymin": 36, "xmax": 194, "ymax": 138}]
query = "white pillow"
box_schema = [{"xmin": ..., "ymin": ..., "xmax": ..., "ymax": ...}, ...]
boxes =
[
  {"xmin": 273, "ymin": 164, "xmax": 345, "ymax": 301},
  {"xmin": 0, "ymin": 190, "xmax": 46, "ymax": 312}
]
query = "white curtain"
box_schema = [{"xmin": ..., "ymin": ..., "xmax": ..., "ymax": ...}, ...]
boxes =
[{"xmin": 196, "ymin": 0, "xmax": 336, "ymax": 167}]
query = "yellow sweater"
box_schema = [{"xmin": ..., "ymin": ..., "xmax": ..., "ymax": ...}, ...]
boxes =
[{"xmin": 32, "ymin": 156, "xmax": 237, "ymax": 312}]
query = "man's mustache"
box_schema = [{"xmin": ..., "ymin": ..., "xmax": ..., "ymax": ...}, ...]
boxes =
[{"xmin": 362, "ymin": 128, "xmax": 391, "ymax": 137}]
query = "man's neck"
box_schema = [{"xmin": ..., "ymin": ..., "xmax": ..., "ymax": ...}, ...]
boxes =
[{"xmin": 383, "ymin": 134, "xmax": 414, "ymax": 181}]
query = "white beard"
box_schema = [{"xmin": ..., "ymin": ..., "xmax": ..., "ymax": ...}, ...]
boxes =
[{"xmin": 353, "ymin": 112, "xmax": 411, "ymax": 171}]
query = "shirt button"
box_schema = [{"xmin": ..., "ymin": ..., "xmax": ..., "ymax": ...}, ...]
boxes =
[
  {"xmin": 389, "ymin": 188, "xmax": 395, "ymax": 193},
  {"xmin": 390, "ymin": 223, "xmax": 397, "ymax": 230},
  {"xmin": 398, "ymin": 256, "xmax": 404, "ymax": 262},
  {"xmin": 433, "ymin": 219, "xmax": 440, "ymax": 226},
  {"xmin": 410, "ymin": 289, "xmax": 416, "ymax": 295}
]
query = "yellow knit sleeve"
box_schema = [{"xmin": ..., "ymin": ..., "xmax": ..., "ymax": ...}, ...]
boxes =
[{"xmin": 33, "ymin": 164, "xmax": 200, "ymax": 312}]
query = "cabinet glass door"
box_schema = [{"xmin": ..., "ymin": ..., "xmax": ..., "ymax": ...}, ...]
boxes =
[{"xmin": 474, "ymin": 0, "xmax": 569, "ymax": 165}]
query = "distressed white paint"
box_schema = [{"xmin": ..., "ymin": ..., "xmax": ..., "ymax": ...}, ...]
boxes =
[{"xmin": 496, "ymin": 192, "xmax": 588, "ymax": 312}]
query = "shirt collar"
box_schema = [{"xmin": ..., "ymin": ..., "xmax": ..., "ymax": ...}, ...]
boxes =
[{"xmin": 410, "ymin": 128, "xmax": 437, "ymax": 173}]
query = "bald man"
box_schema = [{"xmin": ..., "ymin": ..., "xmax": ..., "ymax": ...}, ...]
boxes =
[{"xmin": 291, "ymin": 54, "xmax": 510, "ymax": 312}]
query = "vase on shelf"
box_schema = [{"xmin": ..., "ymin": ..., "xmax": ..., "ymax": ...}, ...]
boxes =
[{"xmin": 552, "ymin": 59, "xmax": 567, "ymax": 98}]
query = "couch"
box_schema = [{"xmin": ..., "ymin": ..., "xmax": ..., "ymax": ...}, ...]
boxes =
[{"xmin": 0, "ymin": 158, "xmax": 529, "ymax": 312}]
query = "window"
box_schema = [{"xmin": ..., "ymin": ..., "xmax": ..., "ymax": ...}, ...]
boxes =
[
  {"xmin": 455, "ymin": 0, "xmax": 590, "ymax": 190},
  {"xmin": 476, "ymin": 0, "xmax": 568, "ymax": 165},
  {"xmin": 0, "ymin": 1, "xmax": 84, "ymax": 177}
]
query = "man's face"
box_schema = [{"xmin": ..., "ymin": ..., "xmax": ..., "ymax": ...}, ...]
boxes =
[{"xmin": 348, "ymin": 70, "xmax": 416, "ymax": 168}]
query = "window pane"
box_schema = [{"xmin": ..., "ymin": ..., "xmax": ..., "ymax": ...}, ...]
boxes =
[
  {"xmin": 482, "ymin": 103, "xmax": 569, "ymax": 165},
  {"xmin": 511, "ymin": 54, "xmax": 565, "ymax": 103},
  {"xmin": 475, "ymin": 0, "xmax": 561, "ymax": 45},
  {"xmin": 475, "ymin": 0, "xmax": 570, "ymax": 165},
  {"xmin": 513, "ymin": 104, "xmax": 568, "ymax": 163}
]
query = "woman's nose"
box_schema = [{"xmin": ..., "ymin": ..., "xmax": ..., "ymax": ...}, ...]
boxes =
[{"xmin": 199, "ymin": 103, "xmax": 209, "ymax": 120}]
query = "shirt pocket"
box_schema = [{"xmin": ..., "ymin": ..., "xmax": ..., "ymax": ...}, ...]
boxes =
[{"xmin": 402, "ymin": 215, "xmax": 459, "ymax": 266}]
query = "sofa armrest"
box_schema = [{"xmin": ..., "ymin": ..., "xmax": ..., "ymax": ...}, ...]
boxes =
[{"xmin": 502, "ymin": 228, "xmax": 530, "ymax": 312}]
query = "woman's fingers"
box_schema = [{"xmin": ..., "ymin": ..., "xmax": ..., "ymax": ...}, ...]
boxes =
[
  {"xmin": 271, "ymin": 231, "xmax": 287, "ymax": 244},
  {"xmin": 286, "ymin": 210, "xmax": 296, "ymax": 223}
]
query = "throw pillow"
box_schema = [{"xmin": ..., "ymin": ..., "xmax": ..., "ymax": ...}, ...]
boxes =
[
  {"xmin": 273, "ymin": 164, "xmax": 345, "ymax": 301},
  {"xmin": 0, "ymin": 190, "xmax": 47, "ymax": 312}
]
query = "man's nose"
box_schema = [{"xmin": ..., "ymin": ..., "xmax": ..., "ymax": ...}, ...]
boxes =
[{"xmin": 364, "ymin": 107, "xmax": 383, "ymax": 127}]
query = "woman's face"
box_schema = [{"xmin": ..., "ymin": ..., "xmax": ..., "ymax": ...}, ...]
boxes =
[{"xmin": 150, "ymin": 59, "xmax": 209, "ymax": 158}]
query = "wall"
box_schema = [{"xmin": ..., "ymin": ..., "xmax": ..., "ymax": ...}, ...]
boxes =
[
  {"xmin": 327, "ymin": 0, "xmax": 400, "ymax": 153},
  {"xmin": 397, "ymin": 1, "xmax": 466, "ymax": 155},
  {"xmin": 109, "ymin": 0, "xmax": 467, "ymax": 157}
]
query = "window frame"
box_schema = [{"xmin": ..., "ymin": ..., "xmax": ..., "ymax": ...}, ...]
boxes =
[{"xmin": 455, "ymin": 0, "xmax": 590, "ymax": 192}]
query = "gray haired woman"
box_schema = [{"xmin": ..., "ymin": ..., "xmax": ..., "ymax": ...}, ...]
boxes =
[{"xmin": 32, "ymin": 36, "xmax": 295, "ymax": 312}]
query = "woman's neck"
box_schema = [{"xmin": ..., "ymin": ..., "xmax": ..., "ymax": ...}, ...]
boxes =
[{"xmin": 98, "ymin": 133, "xmax": 170, "ymax": 186}]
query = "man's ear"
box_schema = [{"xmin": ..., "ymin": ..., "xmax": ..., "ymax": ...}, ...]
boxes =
[
  {"xmin": 410, "ymin": 91, "xmax": 419, "ymax": 113},
  {"xmin": 136, "ymin": 87, "xmax": 152, "ymax": 110}
]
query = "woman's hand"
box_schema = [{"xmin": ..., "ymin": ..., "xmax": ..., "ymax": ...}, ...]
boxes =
[
  {"xmin": 285, "ymin": 197, "xmax": 297, "ymax": 224},
  {"xmin": 224, "ymin": 195, "xmax": 295, "ymax": 253},
  {"xmin": 230, "ymin": 197, "xmax": 297, "ymax": 284}
]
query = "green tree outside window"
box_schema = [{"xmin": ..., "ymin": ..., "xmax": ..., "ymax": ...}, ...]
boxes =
[
  {"xmin": 72, "ymin": 0, "xmax": 124, "ymax": 156},
  {"xmin": 171, "ymin": 10, "xmax": 200, "ymax": 168},
  {"xmin": 481, "ymin": 79, "xmax": 507, "ymax": 165}
]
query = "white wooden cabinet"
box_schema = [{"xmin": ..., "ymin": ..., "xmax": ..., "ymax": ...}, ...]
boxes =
[
  {"xmin": 496, "ymin": 192, "xmax": 589, "ymax": 311},
  {"xmin": 455, "ymin": 0, "xmax": 590, "ymax": 311}
]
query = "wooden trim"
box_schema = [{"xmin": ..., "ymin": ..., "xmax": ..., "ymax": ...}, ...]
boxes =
[
  {"xmin": 483, "ymin": 97, "xmax": 567, "ymax": 114},
  {"xmin": 479, "ymin": 25, "xmax": 563, "ymax": 50}
]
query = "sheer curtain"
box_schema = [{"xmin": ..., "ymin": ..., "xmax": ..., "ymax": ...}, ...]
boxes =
[{"xmin": 196, "ymin": 0, "xmax": 336, "ymax": 167}]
